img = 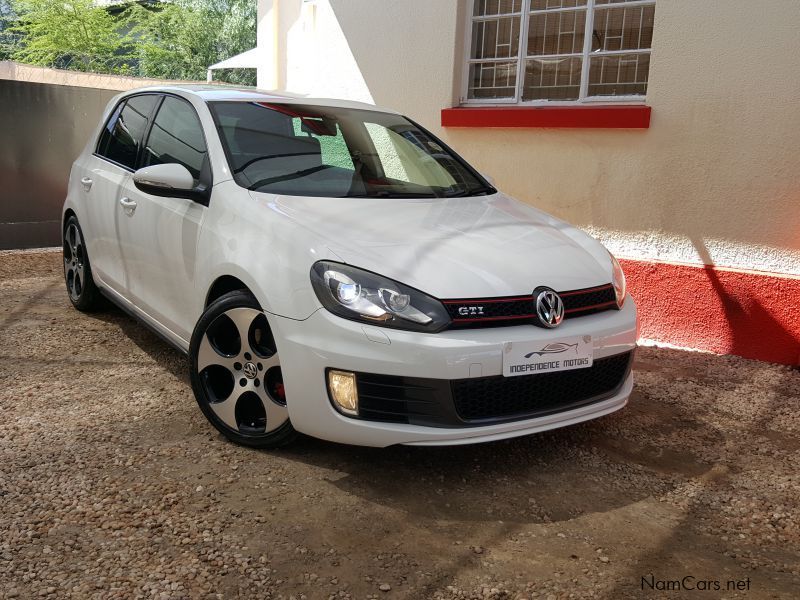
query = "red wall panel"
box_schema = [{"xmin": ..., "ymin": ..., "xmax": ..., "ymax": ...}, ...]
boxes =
[{"xmin": 621, "ymin": 259, "xmax": 800, "ymax": 366}]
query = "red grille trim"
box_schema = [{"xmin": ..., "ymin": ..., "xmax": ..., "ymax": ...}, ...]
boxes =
[{"xmin": 442, "ymin": 284, "xmax": 618, "ymax": 329}]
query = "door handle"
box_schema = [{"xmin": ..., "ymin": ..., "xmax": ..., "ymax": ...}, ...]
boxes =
[
  {"xmin": 119, "ymin": 197, "xmax": 137, "ymax": 216},
  {"xmin": 80, "ymin": 176, "xmax": 93, "ymax": 191}
]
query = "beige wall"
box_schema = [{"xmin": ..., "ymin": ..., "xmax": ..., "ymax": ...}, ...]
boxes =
[
  {"xmin": 0, "ymin": 61, "xmax": 205, "ymax": 91},
  {"xmin": 257, "ymin": 0, "xmax": 800, "ymax": 275}
]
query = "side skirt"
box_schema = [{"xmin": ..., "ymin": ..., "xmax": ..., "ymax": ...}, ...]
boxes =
[{"xmin": 98, "ymin": 288, "xmax": 190, "ymax": 357}]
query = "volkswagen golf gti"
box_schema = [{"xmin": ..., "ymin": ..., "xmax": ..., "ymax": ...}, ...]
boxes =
[{"xmin": 62, "ymin": 86, "xmax": 638, "ymax": 448}]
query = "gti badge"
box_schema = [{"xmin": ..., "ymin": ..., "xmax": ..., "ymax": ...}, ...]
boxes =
[
  {"xmin": 534, "ymin": 288, "xmax": 564, "ymax": 328},
  {"xmin": 458, "ymin": 306, "xmax": 485, "ymax": 316}
]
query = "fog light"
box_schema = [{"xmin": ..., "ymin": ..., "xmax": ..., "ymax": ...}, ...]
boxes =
[{"xmin": 328, "ymin": 370, "xmax": 358, "ymax": 415}]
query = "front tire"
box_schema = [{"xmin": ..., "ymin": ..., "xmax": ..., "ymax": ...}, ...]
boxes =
[
  {"xmin": 189, "ymin": 290, "xmax": 297, "ymax": 448},
  {"xmin": 63, "ymin": 216, "xmax": 103, "ymax": 312}
]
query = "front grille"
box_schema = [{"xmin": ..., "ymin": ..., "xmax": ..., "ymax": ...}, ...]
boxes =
[
  {"xmin": 350, "ymin": 351, "xmax": 632, "ymax": 428},
  {"xmin": 561, "ymin": 284, "xmax": 618, "ymax": 317},
  {"xmin": 451, "ymin": 351, "xmax": 632, "ymax": 422},
  {"xmin": 443, "ymin": 284, "xmax": 617, "ymax": 329}
]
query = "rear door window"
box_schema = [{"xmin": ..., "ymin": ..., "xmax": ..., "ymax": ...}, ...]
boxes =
[
  {"xmin": 96, "ymin": 95, "xmax": 159, "ymax": 170},
  {"xmin": 142, "ymin": 96, "xmax": 208, "ymax": 181}
]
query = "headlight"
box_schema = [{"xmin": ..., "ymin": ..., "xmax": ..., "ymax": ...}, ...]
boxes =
[
  {"xmin": 609, "ymin": 252, "xmax": 626, "ymax": 308},
  {"xmin": 310, "ymin": 261, "xmax": 451, "ymax": 332}
]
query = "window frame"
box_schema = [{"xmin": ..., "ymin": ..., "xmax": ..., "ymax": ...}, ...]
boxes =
[
  {"xmin": 461, "ymin": 0, "xmax": 655, "ymax": 107},
  {"xmin": 140, "ymin": 94, "xmax": 213, "ymax": 185},
  {"xmin": 94, "ymin": 92, "xmax": 214, "ymax": 203},
  {"xmin": 94, "ymin": 92, "xmax": 161, "ymax": 172}
]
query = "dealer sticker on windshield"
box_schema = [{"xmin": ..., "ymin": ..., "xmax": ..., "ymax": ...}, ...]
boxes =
[{"xmin": 502, "ymin": 336, "xmax": 593, "ymax": 377}]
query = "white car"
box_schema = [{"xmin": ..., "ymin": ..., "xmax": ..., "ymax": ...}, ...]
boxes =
[{"xmin": 63, "ymin": 85, "xmax": 638, "ymax": 448}]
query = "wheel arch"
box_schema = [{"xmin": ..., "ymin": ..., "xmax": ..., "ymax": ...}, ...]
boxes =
[
  {"xmin": 198, "ymin": 253, "xmax": 319, "ymax": 322},
  {"xmin": 62, "ymin": 208, "xmax": 77, "ymax": 232},
  {"xmin": 205, "ymin": 275, "xmax": 253, "ymax": 309}
]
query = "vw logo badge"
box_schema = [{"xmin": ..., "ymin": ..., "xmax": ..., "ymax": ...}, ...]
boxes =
[
  {"xmin": 534, "ymin": 288, "xmax": 565, "ymax": 328},
  {"xmin": 243, "ymin": 362, "xmax": 258, "ymax": 379}
]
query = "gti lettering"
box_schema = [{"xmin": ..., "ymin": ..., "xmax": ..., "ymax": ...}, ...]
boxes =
[{"xmin": 458, "ymin": 306, "xmax": 484, "ymax": 316}]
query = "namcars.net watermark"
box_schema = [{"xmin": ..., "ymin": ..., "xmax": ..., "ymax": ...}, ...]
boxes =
[{"xmin": 642, "ymin": 575, "xmax": 752, "ymax": 592}]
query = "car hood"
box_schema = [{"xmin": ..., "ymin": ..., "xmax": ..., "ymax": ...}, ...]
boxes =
[{"xmin": 251, "ymin": 191, "xmax": 613, "ymax": 298}]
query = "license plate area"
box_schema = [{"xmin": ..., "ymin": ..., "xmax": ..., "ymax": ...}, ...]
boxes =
[{"xmin": 502, "ymin": 336, "xmax": 593, "ymax": 377}]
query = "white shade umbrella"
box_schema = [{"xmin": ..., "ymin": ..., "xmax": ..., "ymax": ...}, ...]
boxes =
[{"xmin": 207, "ymin": 48, "xmax": 261, "ymax": 82}]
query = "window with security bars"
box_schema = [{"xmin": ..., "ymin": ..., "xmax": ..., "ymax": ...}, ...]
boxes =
[{"xmin": 464, "ymin": 0, "xmax": 655, "ymax": 103}]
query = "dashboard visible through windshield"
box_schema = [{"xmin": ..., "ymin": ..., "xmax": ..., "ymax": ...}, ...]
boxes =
[{"xmin": 209, "ymin": 101, "xmax": 495, "ymax": 198}]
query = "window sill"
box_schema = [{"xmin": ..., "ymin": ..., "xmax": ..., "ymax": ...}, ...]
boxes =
[{"xmin": 440, "ymin": 105, "xmax": 651, "ymax": 129}]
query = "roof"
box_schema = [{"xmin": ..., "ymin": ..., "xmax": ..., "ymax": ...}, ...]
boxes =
[{"xmin": 119, "ymin": 84, "xmax": 399, "ymax": 114}]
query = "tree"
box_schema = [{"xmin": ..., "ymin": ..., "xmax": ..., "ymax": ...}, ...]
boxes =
[
  {"xmin": 127, "ymin": 0, "xmax": 256, "ymax": 85},
  {"xmin": 1, "ymin": 0, "xmax": 19, "ymax": 60},
  {"xmin": 10, "ymin": 0, "xmax": 131, "ymax": 72},
  {"xmin": 6, "ymin": 0, "xmax": 257, "ymax": 85}
]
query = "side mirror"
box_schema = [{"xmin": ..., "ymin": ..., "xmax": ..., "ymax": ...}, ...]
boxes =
[{"xmin": 133, "ymin": 164, "xmax": 204, "ymax": 201}]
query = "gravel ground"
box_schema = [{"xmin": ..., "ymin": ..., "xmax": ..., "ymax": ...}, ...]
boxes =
[{"xmin": 0, "ymin": 250, "xmax": 798, "ymax": 599}]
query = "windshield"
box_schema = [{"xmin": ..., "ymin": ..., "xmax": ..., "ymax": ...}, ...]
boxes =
[{"xmin": 209, "ymin": 101, "xmax": 494, "ymax": 198}]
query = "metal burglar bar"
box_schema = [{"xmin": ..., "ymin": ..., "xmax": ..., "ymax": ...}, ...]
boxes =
[{"xmin": 464, "ymin": 0, "xmax": 656, "ymax": 104}]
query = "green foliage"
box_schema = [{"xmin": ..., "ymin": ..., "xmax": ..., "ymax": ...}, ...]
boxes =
[
  {"xmin": 127, "ymin": 0, "xmax": 256, "ymax": 85},
  {"xmin": 10, "ymin": 0, "xmax": 131, "ymax": 72},
  {"xmin": 6, "ymin": 0, "xmax": 257, "ymax": 85},
  {"xmin": 1, "ymin": 0, "xmax": 18, "ymax": 60}
]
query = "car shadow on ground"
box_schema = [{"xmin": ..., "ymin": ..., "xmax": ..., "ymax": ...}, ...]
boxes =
[
  {"xmin": 278, "ymin": 387, "xmax": 718, "ymax": 522},
  {"xmin": 89, "ymin": 303, "xmax": 721, "ymax": 529},
  {"xmin": 87, "ymin": 302, "xmax": 190, "ymax": 384},
  {"xmin": 7, "ymin": 253, "xmax": 799, "ymax": 597}
]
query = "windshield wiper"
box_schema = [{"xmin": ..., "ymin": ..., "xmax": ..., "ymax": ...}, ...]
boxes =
[
  {"xmin": 248, "ymin": 164, "xmax": 334, "ymax": 190},
  {"xmin": 443, "ymin": 185, "xmax": 496, "ymax": 198},
  {"xmin": 345, "ymin": 191, "xmax": 438, "ymax": 198}
]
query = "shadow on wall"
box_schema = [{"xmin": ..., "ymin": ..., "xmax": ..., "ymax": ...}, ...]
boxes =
[
  {"xmin": 289, "ymin": 1, "xmax": 800, "ymax": 365},
  {"xmin": 0, "ymin": 80, "xmax": 116, "ymax": 249},
  {"xmin": 302, "ymin": 1, "xmax": 800, "ymax": 283},
  {"xmin": 256, "ymin": 0, "xmax": 800, "ymax": 268},
  {"xmin": 325, "ymin": 0, "xmax": 458, "ymax": 118},
  {"xmin": 272, "ymin": 0, "xmax": 374, "ymax": 103},
  {"xmin": 623, "ymin": 239, "xmax": 800, "ymax": 365},
  {"xmin": 692, "ymin": 238, "xmax": 799, "ymax": 365}
]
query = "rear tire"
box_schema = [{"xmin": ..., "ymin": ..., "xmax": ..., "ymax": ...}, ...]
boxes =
[
  {"xmin": 63, "ymin": 216, "xmax": 104, "ymax": 312},
  {"xmin": 189, "ymin": 290, "xmax": 297, "ymax": 448}
]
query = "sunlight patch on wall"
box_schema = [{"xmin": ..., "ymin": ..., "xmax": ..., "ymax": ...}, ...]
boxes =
[
  {"xmin": 584, "ymin": 226, "xmax": 800, "ymax": 276},
  {"xmin": 284, "ymin": 0, "xmax": 374, "ymax": 103}
]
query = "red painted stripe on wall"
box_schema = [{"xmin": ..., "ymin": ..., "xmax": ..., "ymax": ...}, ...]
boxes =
[
  {"xmin": 441, "ymin": 105, "xmax": 651, "ymax": 128},
  {"xmin": 620, "ymin": 259, "xmax": 800, "ymax": 366}
]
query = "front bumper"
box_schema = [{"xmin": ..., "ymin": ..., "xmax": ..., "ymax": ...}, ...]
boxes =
[{"xmin": 272, "ymin": 297, "xmax": 638, "ymax": 447}]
